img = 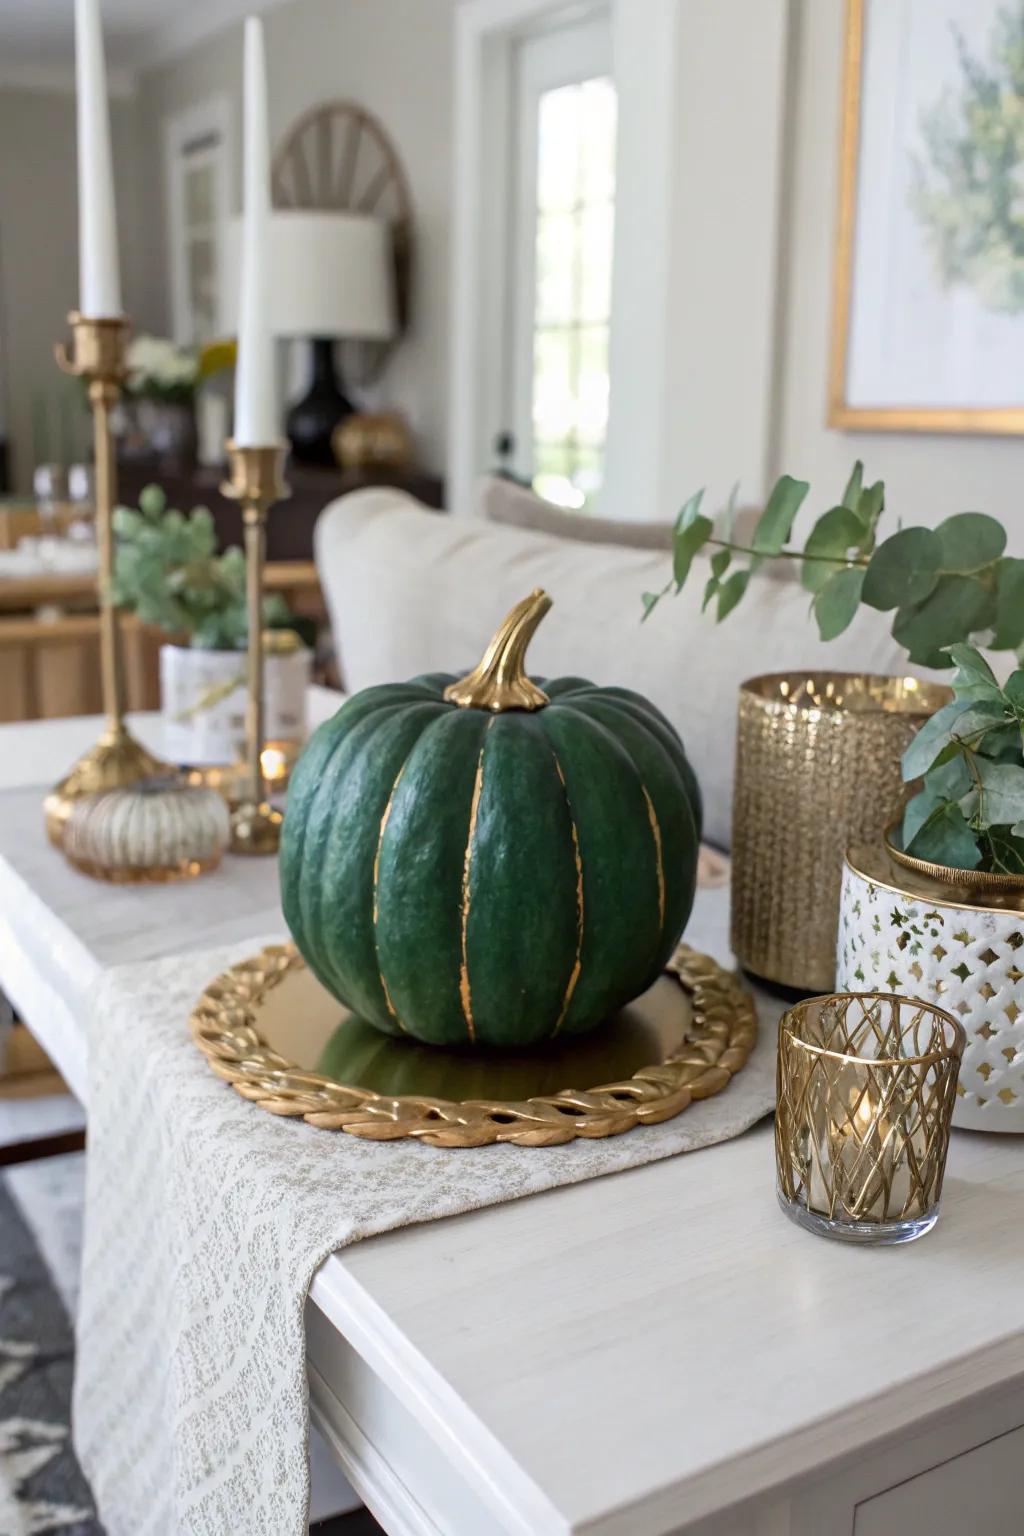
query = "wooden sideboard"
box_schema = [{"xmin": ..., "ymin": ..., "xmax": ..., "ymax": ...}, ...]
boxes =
[
  {"xmin": 117, "ymin": 460, "xmax": 445, "ymax": 560},
  {"xmin": 0, "ymin": 561, "xmax": 325, "ymax": 724}
]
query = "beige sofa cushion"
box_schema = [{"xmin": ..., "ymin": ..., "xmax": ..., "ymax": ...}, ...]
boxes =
[
  {"xmin": 315, "ymin": 489, "xmax": 914, "ymax": 849},
  {"xmin": 480, "ymin": 475, "xmax": 673, "ymax": 550},
  {"xmin": 477, "ymin": 475, "xmax": 788, "ymax": 575}
]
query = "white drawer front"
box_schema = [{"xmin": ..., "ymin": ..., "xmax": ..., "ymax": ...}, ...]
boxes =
[{"xmin": 854, "ymin": 1424, "xmax": 1024, "ymax": 1536}]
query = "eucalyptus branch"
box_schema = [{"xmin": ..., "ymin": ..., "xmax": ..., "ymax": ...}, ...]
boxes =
[{"xmin": 705, "ymin": 537, "xmax": 870, "ymax": 568}]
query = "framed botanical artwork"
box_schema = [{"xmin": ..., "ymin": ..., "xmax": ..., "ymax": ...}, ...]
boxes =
[{"xmin": 830, "ymin": 0, "xmax": 1024, "ymax": 434}]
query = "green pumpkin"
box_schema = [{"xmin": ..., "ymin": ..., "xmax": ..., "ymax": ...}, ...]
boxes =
[{"xmin": 280, "ymin": 589, "xmax": 702, "ymax": 1047}]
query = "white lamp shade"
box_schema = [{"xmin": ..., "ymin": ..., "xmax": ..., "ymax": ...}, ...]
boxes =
[{"xmin": 220, "ymin": 210, "xmax": 397, "ymax": 340}]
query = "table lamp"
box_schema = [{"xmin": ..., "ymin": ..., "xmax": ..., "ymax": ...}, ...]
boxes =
[{"xmin": 222, "ymin": 209, "xmax": 396, "ymax": 464}]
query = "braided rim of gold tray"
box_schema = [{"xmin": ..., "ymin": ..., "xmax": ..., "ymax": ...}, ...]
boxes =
[{"xmin": 188, "ymin": 943, "xmax": 758, "ymax": 1148}]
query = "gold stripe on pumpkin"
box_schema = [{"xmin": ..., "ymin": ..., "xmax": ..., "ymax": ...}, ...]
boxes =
[
  {"xmin": 552, "ymin": 754, "xmax": 584, "ymax": 1035},
  {"xmin": 642, "ymin": 784, "xmax": 666, "ymax": 934},
  {"xmin": 372, "ymin": 762, "xmax": 408, "ymax": 1032},
  {"xmin": 458, "ymin": 736, "xmax": 489, "ymax": 1044}
]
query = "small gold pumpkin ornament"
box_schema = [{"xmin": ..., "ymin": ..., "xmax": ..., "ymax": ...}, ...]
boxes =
[
  {"xmin": 332, "ymin": 411, "xmax": 413, "ymax": 471},
  {"xmin": 63, "ymin": 779, "xmax": 230, "ymax": 883}
]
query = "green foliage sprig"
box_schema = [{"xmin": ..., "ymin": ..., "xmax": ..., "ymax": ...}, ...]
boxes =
[
  {"xmin": 899, "ymin": 645, "xmax": 1024, "ymax": 875},
  {"xmin": 111, "ymin": 483, "xmax": 290, "ymax": 651},
  {"xmin": 643, "ymin": 462, "xmax": 1024, "ymax": 668}
]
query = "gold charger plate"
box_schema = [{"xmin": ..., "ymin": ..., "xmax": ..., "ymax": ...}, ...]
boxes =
[{"xmin": 189, "ymin": 943, "xmax": 758, "ymax": 1147}]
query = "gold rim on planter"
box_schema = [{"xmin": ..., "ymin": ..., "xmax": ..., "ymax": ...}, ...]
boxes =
[
  {"xmin": 188, "ymin": 942, "xmax": 758, "ymax": 1148},
  {"xmin": 884, "ymin": 823, "xmax": 1024, "ymax": 898}
]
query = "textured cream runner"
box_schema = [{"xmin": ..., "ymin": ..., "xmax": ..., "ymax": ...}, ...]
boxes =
[{"xmin": 73, "ymin": 909, "xmax": 779, "ymax": 1535}]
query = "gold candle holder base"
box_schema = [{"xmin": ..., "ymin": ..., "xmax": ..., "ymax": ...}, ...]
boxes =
[
  {"xmin": 48, "ymin": 312, "xmax": 170, "ymax": 847},
  {"xmin": 44, "ymin": 724, "xmax": 169, "ymax": 847},
  {"xmin": 220, "ymin": 441, "xmax": 290, "ymax": 858},
  {"xmin": 228, "ymin": 799, "xmax": 284, "ymax": 856}
]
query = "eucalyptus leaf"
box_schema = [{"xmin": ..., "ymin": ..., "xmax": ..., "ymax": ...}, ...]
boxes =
[
  {"xmin": 934, "ymin": 512, "xmax": 1007, "ymax": 573},
  {"xmin": 861, "ymin": 528, "xmax": 941, "ymax": 611},
  {"xmin": 993, "ymin": 558, "xmax": 1024, "ymax": 649},
  {"xmin": 813, "ymin": 567, "xmax": 865, "ymax": 640},
  {"xmin": 673, "ymin": 510, "xmax": 713, "ymax": 590},
  {"xmin": 702, "ymin": 575, "xmax": 719, "ymax": 614},
  {"xmin": 710, "ymin": 547, "xmax": 731, "ymax": 579},
  {"xmin": 841, "ymin": 461, "xmax": 863, "ymax": 512},
  {"xmin": 138, "ymin": 483, "xmax": 166, "ymax": 517},
  {"xmin": 923, "ymin": 750, "xmax": 973, "ymax": 801},
  {"xmin": 673, "ymin": 487, "xmax": 710, "ymax": 588},
  {"xmin": 800, "ymin": 505, "xmax": 864, "ymax": 594},
  {"xmin": 946, "ymin": 643, "xmax": 996, "ymax": 684},
  {"xmin": 892, "ymin": 576, "xmax": 997, "ymax": 666},
  {"xmin": 854, "ymin": 481, "xmax": 885, "ymax": 538},
  {"xmin": 902, "ymin": 785, "xmax": 943, "ymax": 847},
  {"xmin": 113, "ymin": 488, "xmax": 293, "ymax": 648},
  {"xmin": 716, "ymin": 568, "xmax": 750, "ymax": 622},
  {"xmin": 960, "ymin": 759, "xmax": 1024, "ymax": 828},
  {"xmin": 750, "ymin": 474, "xmax": 810, "ymax": 556},
  {"xmin": 719, "ymin": 482, "xmax": 740, "ymax": 541},
  {"xmin": 641, "ymin": 591, "xmax": 662, "ymax": 622},
  {"xmin": 904, "ymin": 802, "xmax": 983, "ymax": 870},
  {"xmin": 1005, "ymin": 671, "xmax": 1024, "ymax": 711},
  {"xmin": 901, "ymin": 697, "xmax": 1004, "ymax": 781},
  {"xmin": 983, "ymin": 827, "xmax": 1024, "ymax": 876}
]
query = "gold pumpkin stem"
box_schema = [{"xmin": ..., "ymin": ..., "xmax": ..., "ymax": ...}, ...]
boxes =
[{"xmin": 444, "ymin": 589, "xmax": 552, "ymax": 712}]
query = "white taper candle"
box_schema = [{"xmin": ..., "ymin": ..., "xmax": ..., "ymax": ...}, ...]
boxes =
[
  {"xmin": 74, "ymin": 0, "xmax": 122, "ymax": 317},
  {"xmin": 234, "ymin": 16, "xmax": 277, "ymax": 446}
]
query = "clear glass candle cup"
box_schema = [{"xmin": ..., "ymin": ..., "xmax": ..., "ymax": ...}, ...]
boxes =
[{"xmin": 775, "ymin": 993, "xmax": 965, "ymax": 1245}]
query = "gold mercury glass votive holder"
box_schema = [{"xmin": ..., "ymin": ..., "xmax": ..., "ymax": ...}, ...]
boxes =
[
  {"xmin": 731, "ymin": 673, "xmax": 951, "ymax": 991},
  {"xmin": 775, "ymin": 993, "xmax": 965, "ymax": 1245}
]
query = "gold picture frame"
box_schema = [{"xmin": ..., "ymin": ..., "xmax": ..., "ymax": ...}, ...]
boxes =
[{"xmin": 829, "ymin": 0, "xmax": 1024, "ymax": 436}]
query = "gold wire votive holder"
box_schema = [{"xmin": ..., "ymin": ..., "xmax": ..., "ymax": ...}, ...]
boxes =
[{"xmin": 775, "ymin": 993, "xmax": 965, "ymax": 1245}]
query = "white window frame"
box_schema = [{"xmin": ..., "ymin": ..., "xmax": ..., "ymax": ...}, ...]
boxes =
[
  {"xmin": 163, "ymin": 95, "xmax": 233, "ymax": 346},
  {"xmin": 450, "ymin": 0, "xmax": 791, "ymax": 523},
  {"xmin": 510, "ymin": 15, "xmax": 614, "ymax": 492},
  {"xmin": 449, "ymin": 0, "xmax": 611, "ymax": 519}
]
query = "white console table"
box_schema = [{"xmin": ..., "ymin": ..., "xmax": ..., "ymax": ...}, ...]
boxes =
[{"xmin": 1, "ymin": 703, "xmax": 1023, "ymax": 1536}]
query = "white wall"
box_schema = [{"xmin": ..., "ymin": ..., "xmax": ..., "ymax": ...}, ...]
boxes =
[{"xmin": 134, "ymin": 0, "xmax": 456, "ymax": 475}]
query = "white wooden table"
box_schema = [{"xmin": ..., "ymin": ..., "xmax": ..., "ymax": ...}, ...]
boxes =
[{"xmin": 1, "ymin": 703, "xmax": 1024, "ymax": 1536}]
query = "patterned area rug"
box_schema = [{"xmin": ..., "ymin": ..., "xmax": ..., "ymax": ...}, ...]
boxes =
[{"xmin": 0, "ymin": 1173, "xmax": 101, "ymax": 1536}]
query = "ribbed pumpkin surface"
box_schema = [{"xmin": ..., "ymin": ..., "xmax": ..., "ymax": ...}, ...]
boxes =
[{"xmin": 281, "ymin": 673, "xmax": 702, "ymax": 1047}]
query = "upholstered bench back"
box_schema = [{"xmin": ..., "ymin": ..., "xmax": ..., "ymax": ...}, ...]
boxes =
[{"xmin": 315, "ymin": 489, "xmax": 913, "ymax": 849}]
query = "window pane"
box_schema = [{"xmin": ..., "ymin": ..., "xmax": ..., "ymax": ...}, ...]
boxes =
[
  {"xmin": 579, "ymin": 80, "xmax": 617, "ymax": 204},
  {"xmin": 571, "ymin": 446, "xmax": 603, "ymax": 499},
  {"xmin": 579, "ymin": 203, "xmax": 613, "ymax": 322},
  {"xmin": 537, "ymin": 85, "xmax": 581, "ymax": 213},
  {"xmin": 533, "ymin": 326, "xmax": 576, "ymax": 443},
  {"xmin": 526, "ymin": 68, "xmax": 616, "ymax": 511},
  {"xmin": 535, "ymin": 212, "xmax": 577, "ymax": 325},
  {"xmin": 576, "ymin": 325, "xmax": 610, "ymax": 445}
]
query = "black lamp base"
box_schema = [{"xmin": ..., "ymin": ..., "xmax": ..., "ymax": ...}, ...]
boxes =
[{"xmin": 286, "ymin": 337, "xmax": 355, "ymax": 466}]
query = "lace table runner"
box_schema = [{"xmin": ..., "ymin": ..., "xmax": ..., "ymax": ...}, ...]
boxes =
[{"xmin": 74, "ymin": 928, "xmax": 779, "ymax": 1536}]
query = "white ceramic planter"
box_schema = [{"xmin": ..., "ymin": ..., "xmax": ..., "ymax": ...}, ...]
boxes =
[
  {"xmin": 838, "ymin": 844, "xmax": 1024, "ymax": 1133},
  {"xmin": 160, "ymin": 641, "xmax": 310, "ymax": 766}
]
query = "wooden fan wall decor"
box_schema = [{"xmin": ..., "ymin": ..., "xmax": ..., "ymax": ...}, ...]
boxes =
[{"xmin": 272, "ymin": 101, "xmax": 413, "ymax": 385}]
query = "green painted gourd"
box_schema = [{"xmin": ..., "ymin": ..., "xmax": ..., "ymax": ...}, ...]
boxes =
[{"xmin": 280, "ymin": 589, "xmax": 702, "ymax": 1047}]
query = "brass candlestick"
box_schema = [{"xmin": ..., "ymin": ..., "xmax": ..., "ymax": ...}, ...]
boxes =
[
  {"xmin": 220, "ymin": 441, "xmax": 290, "ymax": 854},
  {"xmin": 44, "ymin": 313, "xmax": 167, "ymax": 846}
]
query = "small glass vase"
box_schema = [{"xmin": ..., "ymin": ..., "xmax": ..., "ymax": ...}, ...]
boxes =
[{"xmin": 775, "ymin": 993, "xmax": 965, "ymax": 1245}]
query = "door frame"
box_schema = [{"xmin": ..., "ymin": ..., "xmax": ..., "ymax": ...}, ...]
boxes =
[{"xmin": 448, "ymin": 0, "xmax": 610, "ymax": 518}]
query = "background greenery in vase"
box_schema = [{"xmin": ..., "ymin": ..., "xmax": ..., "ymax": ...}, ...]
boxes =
[
  {"xmin": 112, "ymin": 484, "xmax": 290, "ymax": 651},
  {"xmin": 646, "ymin": 463, "xmax": 1024, "ymax": 872}
]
